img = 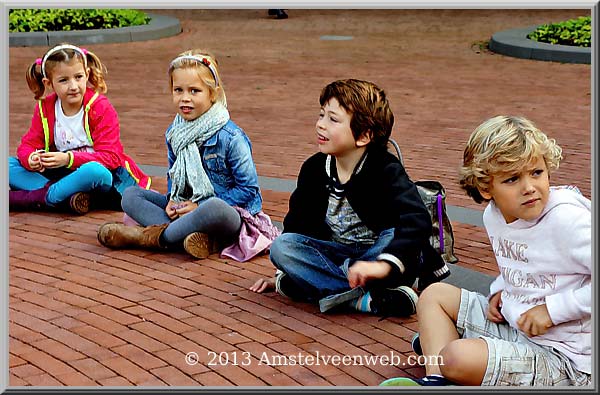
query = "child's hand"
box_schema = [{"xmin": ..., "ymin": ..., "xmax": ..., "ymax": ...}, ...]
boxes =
[
  {"xmin": 250, "ymin": 277, "xmax": 275, "ymax": 293},
  {"xmin": 39, "ymin": 151, "xmax": 69, "ymax": 169},
  {"xmin": 517, "ymin": 304, "xmax": 553, "ymax": 337},
  {"xmin": 166, "ymin": 200, "xmax": 180, "ymax": 219},
  {"xmin": 487, "ymin": 291, "xmax": 506, "ymax": 323},
  {"xmin": 173, "ymin": 201, "xmax": 198, "ymax": 216},
  {"xmin": 347, "ymin": 260, "xmax": 392, "ymax": 289},
  {"xmin": 28, "ymin": 150, "xmax": 45, "ymax": 172}
]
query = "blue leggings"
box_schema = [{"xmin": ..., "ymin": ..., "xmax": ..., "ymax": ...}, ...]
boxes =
[
  {"xmin": 9, "ymin": 156, "xmax": 112, "ymax": 206},
  {"xmin": 121, "ymin": 186, "xmax": 242, "ymax": 245}
]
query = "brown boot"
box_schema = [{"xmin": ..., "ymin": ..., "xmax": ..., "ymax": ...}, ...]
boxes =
[
  {"xmin": 68, "ymin": 192, "xmax": 91, "ymax": 215},
  {"xmin": 97, "ymin": 222, "xmax": 169, "ymax": 250},
  {"xmin": 183, "ymin": 232, "xmax": 219, "ymax": 259}
]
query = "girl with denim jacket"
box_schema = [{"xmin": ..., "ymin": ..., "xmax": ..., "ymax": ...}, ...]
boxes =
[
  {"xmin": 9, "ymin": 43, "xmax": 150, "ymax": 215},
  {"xmin": 98, "ymin": 49, "xmax": 279, "ymax": 260}
]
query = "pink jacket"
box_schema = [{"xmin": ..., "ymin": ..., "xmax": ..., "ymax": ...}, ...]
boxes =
[{"xmin": 16, "ymin": 89, "xmax": 151, "ymax": 189}]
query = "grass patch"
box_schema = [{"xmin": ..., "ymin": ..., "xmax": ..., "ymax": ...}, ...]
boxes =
[
  {"xmin": 527, "ymin": 16, "xmax": 590, "ymax": 47},
  {"xmin": 9, "ymin": 9, "xmax": 151, "ymax": 32}
]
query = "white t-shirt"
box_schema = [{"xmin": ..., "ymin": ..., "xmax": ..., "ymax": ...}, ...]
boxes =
[{"xmin": 54, "ymin": 99, "xmax": 94, "ymax": 153}]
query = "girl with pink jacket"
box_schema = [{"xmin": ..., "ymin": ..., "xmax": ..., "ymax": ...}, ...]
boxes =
[{"xmin": 9, "ymin": 43, "xmax": 150, "ymax": 214}]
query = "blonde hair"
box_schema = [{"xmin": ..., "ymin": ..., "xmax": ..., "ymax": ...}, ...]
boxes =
[
  {"xmin": 168, "ymin": 49, "xmax": 227, "ymax": 107},
  {"xmin": 26, "ymin": 43, "xmax": 107, "ymax": 100},
  {"xmin": 459, "ymin": 115, "xmax": 562, "ymax": 203}
]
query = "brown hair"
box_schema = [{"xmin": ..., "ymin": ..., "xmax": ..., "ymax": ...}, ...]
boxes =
[
  {"xmin": 319, "ymin": 79, "xmax": 394, "ymax": 148},
  {"xmin": 25, "ymin": 43, "xmax": 107, "ymax": 100}
]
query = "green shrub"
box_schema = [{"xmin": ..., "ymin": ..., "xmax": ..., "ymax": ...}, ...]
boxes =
[
  {"xmin": 9, "ymin": 9, "xmax": 151, "ymax": 32},
  {"xmin": 528, "ymin": 16, "xmax": 591, "ymax": 47}
]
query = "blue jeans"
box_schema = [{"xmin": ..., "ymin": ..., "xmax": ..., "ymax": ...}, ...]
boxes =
[
  {"xmin": 269, "ymin": 228, "xmax": 411, "ymax": 311},
  {"xmin": 9, "ymin": 156, "xmax": 112, "ymax": 206},
  {"xmin": 121, "ymin": 186, "xmax": 242, "ymax": 245}
]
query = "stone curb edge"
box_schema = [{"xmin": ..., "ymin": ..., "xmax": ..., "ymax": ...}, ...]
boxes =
[
  {"xmin": 139, "ymin": 164, "xmax": 485, "ymax": 228},
  {"xmin": 9, "ymin": 13, "xmax": 181, "ymax": 47},
  {"xmin": 489, "ymin": 25, "xmax": 590, "ymax": 64},
  {"xmin": 141, "ymin": 166, "xmax": 496, "ymax": 291}
]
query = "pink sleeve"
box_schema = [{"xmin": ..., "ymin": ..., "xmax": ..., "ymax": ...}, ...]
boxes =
[{"xmin": 16, "ymin": 104, "xmax": 47, "ymax": 170}]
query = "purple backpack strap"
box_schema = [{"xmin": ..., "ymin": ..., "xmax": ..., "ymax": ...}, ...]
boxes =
[{"xmin": 437, "ymin": 194, "xmax": 444, "ymax": 253}]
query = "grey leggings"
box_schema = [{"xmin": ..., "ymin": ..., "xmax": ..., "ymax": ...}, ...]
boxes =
[{"xmin": 121, "ymin": 186, "xmax": 242, "ymax": 246}]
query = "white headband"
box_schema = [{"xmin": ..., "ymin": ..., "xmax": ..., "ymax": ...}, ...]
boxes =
[
  {"xmin": 40, "ymin": 44, "xmax": 88, "ymax": 78},
  {"xmin": 169, "ymin": 55, "xmax": 219, "ymax": 86}
]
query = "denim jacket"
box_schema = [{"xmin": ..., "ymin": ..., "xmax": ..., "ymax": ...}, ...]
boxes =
[{"xmin": 166, "ymin": 119, "xmax": 263, "ymax": 215}]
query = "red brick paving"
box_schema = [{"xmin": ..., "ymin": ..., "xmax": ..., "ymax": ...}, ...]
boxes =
[{"xmin": 8, "ymin": 9, "xmax": 591, "ymax": 387}]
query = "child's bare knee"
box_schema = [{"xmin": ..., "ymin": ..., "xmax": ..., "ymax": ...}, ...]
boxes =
[
  {"xmin": 438, "ymin": 341, "xmax": 463, "ymax": 379},
  {"xmin": 439, "ymin": 339, "xmax": 487, "ymax": 384},
  {"xmin": 416, "ymin": 282, "xmax": 458, "ymax": 312}
]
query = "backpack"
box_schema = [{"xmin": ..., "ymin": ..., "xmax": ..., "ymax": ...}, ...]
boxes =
[{"xmin": 389, "ymin": 139, "xmax": 458, "ymax": 264}]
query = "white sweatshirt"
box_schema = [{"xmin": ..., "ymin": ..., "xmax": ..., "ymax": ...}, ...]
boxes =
[{"xmin": 486, "ymin": 187, "xmax": 591, "ymax": 374}]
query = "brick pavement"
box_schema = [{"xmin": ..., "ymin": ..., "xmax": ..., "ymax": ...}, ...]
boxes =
[{"xmin": 8, "ymin": 9, "xmax": 591, "ymax": 387}]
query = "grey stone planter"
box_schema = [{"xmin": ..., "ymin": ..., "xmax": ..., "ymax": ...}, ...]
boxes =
[
  {"xmin": 489, "ymin": 25, "xmax": 590, "ymax": 64},
  {"xmin": 9, "ymin": 13, "xmax": 181, "ymax": 47}
]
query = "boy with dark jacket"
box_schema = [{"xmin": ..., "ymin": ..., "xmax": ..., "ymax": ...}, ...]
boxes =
[{"xmin": 250, "ymin": 79, "xmax": 449, "ymax": 317}]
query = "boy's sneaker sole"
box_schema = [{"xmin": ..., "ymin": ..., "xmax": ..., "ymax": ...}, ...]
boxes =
[
  {"xmin": 370, "ymin": 285, "xmax": 418, "ymax": 317},
  {"xmin": 380, "ymin": 375, "xmax": 454, "ymax": 386},
  {"xmin": 380, "ymin": 377, "xmax": 421, "ymax": 386}
]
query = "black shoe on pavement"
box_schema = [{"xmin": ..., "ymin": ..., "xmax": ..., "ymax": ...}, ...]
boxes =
[
  {"xmin": 369, "ymin": 285, "xmax": 418, "ymax": 317},
  {"xmin": 268, "ymin": 9, "xmax": 288, "ymax": 19}
]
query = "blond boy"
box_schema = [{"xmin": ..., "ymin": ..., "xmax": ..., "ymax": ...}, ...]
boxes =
[{"xmin": 382, "ymin": 116, "xmax": 591, "ymax": 386}]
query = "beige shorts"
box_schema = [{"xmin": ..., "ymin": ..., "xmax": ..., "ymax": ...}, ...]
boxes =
[{"xmin": 456, "ymin": 289, "xmax": 591, "ymax": 386}]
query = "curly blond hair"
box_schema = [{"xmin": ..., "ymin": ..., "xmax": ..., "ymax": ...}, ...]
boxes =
[{"xmin": 459, "ymin": 115, "xmax": 562, "ymax": 204}]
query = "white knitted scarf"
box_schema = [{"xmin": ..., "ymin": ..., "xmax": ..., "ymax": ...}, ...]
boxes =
[{"xmin": 166, "ymin": 103, "xmax": 230, "ymax": 203}]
